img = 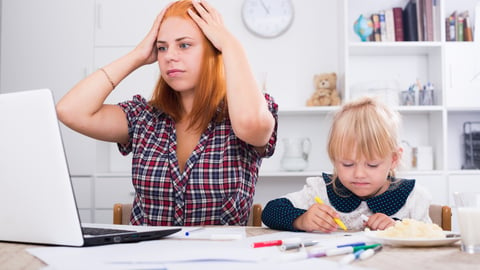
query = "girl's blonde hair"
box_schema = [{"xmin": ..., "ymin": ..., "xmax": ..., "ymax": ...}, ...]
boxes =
[
  {"xmin": 149, "ymin": 0, "xmax": 227, "ymax": 131},
  {"xmin": 328, "ymin": 97, "xmax": 401, "ymax": 179}
]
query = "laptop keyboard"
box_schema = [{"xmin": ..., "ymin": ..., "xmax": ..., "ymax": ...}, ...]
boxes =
[{"xmin": 82, "ymin": 227, "xmax": 135, "ymax": 236}]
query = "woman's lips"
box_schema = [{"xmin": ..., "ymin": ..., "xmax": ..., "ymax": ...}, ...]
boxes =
[{"xmin": 166, "ymin": 69, "xmax": 183, "ymax": 77}]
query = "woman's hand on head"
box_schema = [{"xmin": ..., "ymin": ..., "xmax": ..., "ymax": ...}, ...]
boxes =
[
  {"xmin": 187, "ymin": 0, "xmax": 232, "ymax": 52},
  {"xmin": 132, "ymin": 3, "xmax": 171, "ymax": 65},
  {"xmin": 363, "ymin": 213, "xmax": 396, "ymax": 230},
  {"xmin": 293, "ymin": 204, "xmax": 340, "ymax": 233}
]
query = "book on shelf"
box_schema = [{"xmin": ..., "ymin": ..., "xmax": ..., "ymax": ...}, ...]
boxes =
[
  {"xmin": 446, "ymin": 11, "xmax": 456, "ymax": 41},
  {"xmin": 456, "ymin": 14, "xmax": 464, "ymax": 41},
  {"xmin": 416, "ymin": 0, "xmax": 424, "ymax": 41},
  {"xmin": 403, "ymin": 0, "xmax": 418, "ymax": 41},
  {"xmin": 463, "ymin": 11, "xmax": 473, "ymax": 41},
  {"xmin": 423, "ymin": 0, "xmax": 434, "ymax": 41},
  {"xmin": 379, "ymin": 11, "xmax": 387, "ymax": 42},
  {"xmin": 432, "ymin": 0, "xmax": 441, "ymax": 41},
  {"xmin": 384, "ymin": 9, "xmax": 396, "ymax": 42},
  {"xmin": 393, "ymin": 7, "xmax": 404, "ymax": 41},
  {"xmin": 371, "ymin": 13, "xmax": 381, "ymax": 41}
]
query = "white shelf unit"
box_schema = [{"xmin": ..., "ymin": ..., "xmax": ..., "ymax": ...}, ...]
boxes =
[{"xmin": 338, "ymin": 0, "xmax": 480, "ymax": 210}]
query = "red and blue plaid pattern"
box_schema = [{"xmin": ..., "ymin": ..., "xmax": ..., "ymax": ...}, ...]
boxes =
[{"xmin": 117, "ymin": 94, "xmax": 278, "ymax": 226}]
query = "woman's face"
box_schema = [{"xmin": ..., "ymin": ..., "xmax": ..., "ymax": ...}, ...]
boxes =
[
  {"xmin": 156, "ymin": 16, "xmax": 204, "ymax": 94},
  {"xmin": 334, "ymin": 151, "xmax": 399, "ymax": 198}
]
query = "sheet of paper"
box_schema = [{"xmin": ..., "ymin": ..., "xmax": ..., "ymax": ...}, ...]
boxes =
[{"xmin": 28, "ymin": 229, "xmax": 374, "ymax": 270}]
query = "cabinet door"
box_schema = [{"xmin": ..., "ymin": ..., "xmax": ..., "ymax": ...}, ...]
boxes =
[
  {"xmin": 445, "ymin": 43, "xmax": 480, "ymax": 107},
  {"xmin": 95, "ymin": 0, "xmax": 168, "ymax": 47},
  {"xmin": 72, "ymin": 177, "xmax": 93, "ymax": 223},
  {"xmin": 0, "ymin": 0, "xmax": 96, "ymax": 175},
  {"xmin": 94, "ymin": 176, "xmax": 135, "ymax": 209}
]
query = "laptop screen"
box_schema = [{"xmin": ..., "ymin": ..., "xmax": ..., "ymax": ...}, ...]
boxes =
[{"xmin": 0, "ymin": 89, "xmax": 85, "ymax": 246}]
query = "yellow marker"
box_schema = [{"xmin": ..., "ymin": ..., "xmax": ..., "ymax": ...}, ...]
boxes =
[{"xmin": 315, "ymin": 196, "xmax": 348, "ymax": 231}]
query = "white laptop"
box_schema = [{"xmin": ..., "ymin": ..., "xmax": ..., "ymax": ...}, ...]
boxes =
[{"xmin": 0, "ymin": 89, "xmax": 180, "ymax": 246}]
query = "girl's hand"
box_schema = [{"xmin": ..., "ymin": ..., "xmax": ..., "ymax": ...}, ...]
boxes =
[
  {"xmin": 132, "ymin": 3, "xmax": 171, "ymax": 65},
  {"xmin": 187, "ymin": 0, "xmax": 232, "ymax": 52},
  {"xmin": 293, "ymin": 203, "xmax": 341, "ymax": 233},
  {"xmin": 363, "ymin": 213, "xmax": 396, "ymax": 230}
]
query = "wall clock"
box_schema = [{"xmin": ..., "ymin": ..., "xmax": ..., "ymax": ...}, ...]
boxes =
[{"xmin": 241, "ymin": 0, "xmax": 294, "ymax": 38}]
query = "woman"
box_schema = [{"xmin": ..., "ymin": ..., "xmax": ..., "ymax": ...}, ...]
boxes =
[{"xmin": 56, "ymin": 0, "xmax": 277, "ymax": 226}]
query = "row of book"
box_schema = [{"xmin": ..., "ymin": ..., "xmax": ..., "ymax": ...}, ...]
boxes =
[
  {"xmin": 446, "ymin": 10, "xmax": 473, "ymax": 42},
  {"xmin": 360, "ymin": 0, "xmax": 441, "ymax": 42}
]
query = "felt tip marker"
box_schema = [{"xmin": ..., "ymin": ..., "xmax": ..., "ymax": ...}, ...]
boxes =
[
  {"xmin": 280, "ymin": 240, "xmax": 318, "ymax": 251},
  {"xmin": 252, "ymin": 237, "xmax": 301, "ymax": 248},
  {"xmin": 339, "ymin": 249, "xmax": 365, "ymax": 265},
  {"xmin": 314, "ymin": 196, "xmax": 348, "ymax": 231},
  {"xmin": 359, "ymin": 245, "xmax": 383, "ymax": 260},
  {"xmin": 317, "ymin": 243, "xmax": 381, "ymax": 257}
]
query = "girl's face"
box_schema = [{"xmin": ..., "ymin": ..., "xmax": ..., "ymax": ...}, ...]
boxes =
[
  {"xmin": 156, "ymin": 16, "xmax": 204, "ymax": 94},
  {"xmin": 334, "ymin": 151, "xmax": 399, "ymax": 198}
]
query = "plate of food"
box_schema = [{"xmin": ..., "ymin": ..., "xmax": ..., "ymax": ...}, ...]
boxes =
[{"xmin": 364, "ymin": 219, "xmax": 461, "ymax": 247}]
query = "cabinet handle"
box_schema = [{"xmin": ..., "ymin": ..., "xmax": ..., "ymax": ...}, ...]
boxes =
[{"xmin": 449, "ymin": 64, "xmax": 453, "ymax": 88}]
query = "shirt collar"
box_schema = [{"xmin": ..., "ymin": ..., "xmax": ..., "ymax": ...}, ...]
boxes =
[{"xmin": 322, "ymin": 173, "xmax": 415, "ymax": 216}]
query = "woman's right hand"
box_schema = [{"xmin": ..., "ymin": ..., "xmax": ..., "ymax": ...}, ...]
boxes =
[
  {"xmin": 131, "ymin": 4, "xmax": 170, "ymax": 65},
  {"xmin": 293, "ymin": 203, "xmax": 341, "ymax": 233}
]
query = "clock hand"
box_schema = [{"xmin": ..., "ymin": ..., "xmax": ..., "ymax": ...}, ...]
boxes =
[{"xmin": 260, "ymin": 0, "xmax": 270, "ymax": 14}]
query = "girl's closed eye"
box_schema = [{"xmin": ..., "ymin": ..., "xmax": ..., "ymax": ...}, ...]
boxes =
[{"xmin": 342, "ymin": 162, "xmax": 354, "ymax": 167}]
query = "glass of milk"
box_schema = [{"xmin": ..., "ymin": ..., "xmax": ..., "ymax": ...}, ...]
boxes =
[{"xmin": 454, "ymin": 191, "xmax": 480, "ymax": 254}]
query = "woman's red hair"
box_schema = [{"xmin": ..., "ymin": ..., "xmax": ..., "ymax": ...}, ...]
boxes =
[{"xmin": 149, "ymin": 0, "xmax": 227, "ymax": 131}]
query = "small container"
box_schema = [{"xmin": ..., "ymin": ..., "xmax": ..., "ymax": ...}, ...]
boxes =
[{"xmin": 400, "ymin": 90, "xmax": 415, "ymax": 106}]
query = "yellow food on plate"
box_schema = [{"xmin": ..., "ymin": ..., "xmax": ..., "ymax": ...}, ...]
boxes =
[{"xmin": 376, "ymin": 218, "xmax": 445, "ymax": 239}]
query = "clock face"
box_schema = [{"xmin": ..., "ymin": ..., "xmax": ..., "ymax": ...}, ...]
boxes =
[{"xmin": 242, "ymin": 0, "xmax": 294, "ymax": 38}]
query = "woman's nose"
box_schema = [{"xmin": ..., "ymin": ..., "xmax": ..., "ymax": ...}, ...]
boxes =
[{"xmin": 165, "ymin": 48, "xmax": 179, "ymax": 61}]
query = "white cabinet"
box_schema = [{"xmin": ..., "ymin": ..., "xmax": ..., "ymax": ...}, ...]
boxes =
[
  {"xmin": 0, "ymin": 0, "xmax": 96, "ymax": 175},
  {"xmin": 94, "ymin": 175, "xmax": 135, "ymax": 223},
  {"xmin": 71, "ymin": 177, "xmax": 93, "ymax": 223}
]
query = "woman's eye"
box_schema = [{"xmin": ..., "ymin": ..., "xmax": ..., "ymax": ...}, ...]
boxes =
[
  {"xmin": 367, "ymin": 164, "xmax": 379, "ymax": 168},
  {"xmin": 342, "ymin": 163, "xmax": 353, "ymax": 167},
  {"xmin": 179, "ymin": 43, "xmax": 191, "ymax": 49},
  {"xmin": 157, "ymin": 46, "xmax": 167, "ymax": 52}
]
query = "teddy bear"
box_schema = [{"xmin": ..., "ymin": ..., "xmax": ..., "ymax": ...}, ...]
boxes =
[{"xmin": 306, "ymin": 72, "xmax": 341, "ymax": 106}]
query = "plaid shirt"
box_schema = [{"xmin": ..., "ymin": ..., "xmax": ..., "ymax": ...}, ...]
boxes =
[{"xmin": 117, "ymin": 94, "xmax": 278, "ymax": 226}]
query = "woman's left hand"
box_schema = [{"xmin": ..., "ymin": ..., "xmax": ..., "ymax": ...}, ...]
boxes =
[
  {"xmin": 364, "ymin": 213, "xmax": 396, "ymax": 230},
  {"xmin": 187, "ymin": 0, "xmax": 232, "ymax": 52}
]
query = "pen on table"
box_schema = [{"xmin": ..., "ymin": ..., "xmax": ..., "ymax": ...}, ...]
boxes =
[
  {"xmin": 184, "ymin": 227, "xmax": 204, "ymax": 236},
  {"xmin": 252, "ymin": 237, "xmax": 301, "ymax": 248},
  {"xmin": 359, "ymin": 244, "xmax": 383, "ymax": 260},
  {"xmin": 314, "ymin": 196, "xmax": 347, "ymax": 231},
  {"xmin": 310, "ymin": 243, "xmax": 381, "ymax": 257},
  {"xmin": 280, "ymin": 240, "xmax": 318, "ymax": 251},
  {"xmin": 278, "ymin": 243, "xmax": 380, "ymax": 262},
  {"xmin": 339, "ymin": 249, "xmax": 365, "ymax": 265}
]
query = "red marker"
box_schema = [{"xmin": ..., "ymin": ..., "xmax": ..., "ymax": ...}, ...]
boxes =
[{"xmin": 251, "ymin": 237, "xmax": 301, "ymax": 248}]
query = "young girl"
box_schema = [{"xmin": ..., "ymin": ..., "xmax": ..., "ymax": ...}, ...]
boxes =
[
  {"xmin": 56, "ymin": 0, "xmax": 277, "ymax": 226},
  {"xmin": 262, "ymin": 97, "xmax": 432, "ymax": 232}
]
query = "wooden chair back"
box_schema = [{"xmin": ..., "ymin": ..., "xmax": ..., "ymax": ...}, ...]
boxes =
[{"xmin": 113, "ymin": 203, "xmax": 263, "ymax": 227}]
